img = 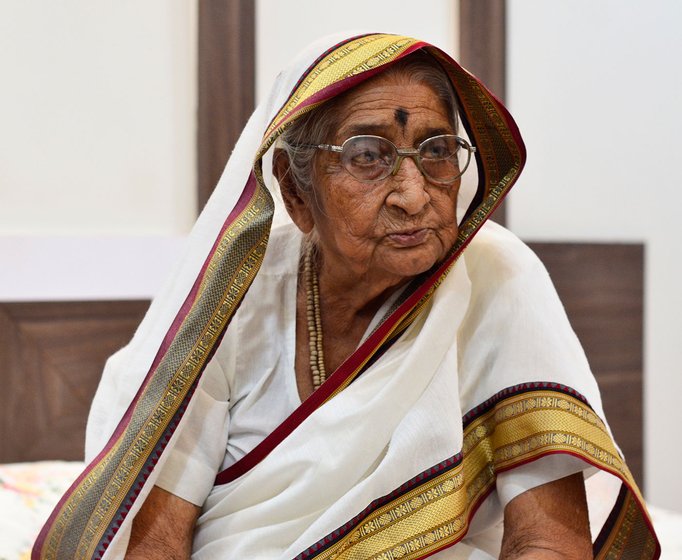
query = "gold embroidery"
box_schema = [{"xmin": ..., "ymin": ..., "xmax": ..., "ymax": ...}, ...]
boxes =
[
  {"xmin": 311, "ymin": 390, "xmax": 654, "ymax": 560},
  {"xmin": 38, "ymin": 32, "xmax": 595, "ymax": 560},
  {"xmin": 42, "ymin": 451, "xmax": 116, "ymax": 556},
  {"xmin": 82, "ymin": 207, "xmax": 271, "ymax": 557},
  {"xmin": 261, "ymin": 34, "xmax": 416, "ymax": 147},
  {"xmin": 40, "ymin": 184, "xmax": 273, "ymax": 560},
  {"xmin": 83, "ymin": 237, "xmax": 271, "ymax": 558},
  {"xmin": 199, "ymin": 185, "xmax": 272, "ymax": 297}
]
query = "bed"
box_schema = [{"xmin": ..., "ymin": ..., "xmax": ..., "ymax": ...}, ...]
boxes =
[{"xmin": 1, "ymin": 244, "xmax": 680, "ymax": 558}]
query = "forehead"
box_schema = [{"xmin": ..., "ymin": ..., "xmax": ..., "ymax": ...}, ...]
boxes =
[{"xmin": 333, "ymin": 72, "xmax": 453, "ymax": 139}]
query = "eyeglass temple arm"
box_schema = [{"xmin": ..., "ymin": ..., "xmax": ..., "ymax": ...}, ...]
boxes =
[
  {"xmin": 458, "ymin": 138, "xmax": 477, "ymax": 153},
  {"xmin": 315, "ymin": 143, "xmax": 343, "ymax": 153}
]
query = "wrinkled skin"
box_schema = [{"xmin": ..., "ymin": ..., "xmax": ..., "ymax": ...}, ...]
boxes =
[
  {"xmin": 280, "ymin": 72, "xmax": 461, "ymax": 299},
  {"xmin": 275, "ymin": 71, "xmax": 463, "ymax": 397}
]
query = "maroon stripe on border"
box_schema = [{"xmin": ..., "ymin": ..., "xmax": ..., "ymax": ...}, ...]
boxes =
[
  {"xmin": 283, "ymin": 34, "xmax": 374, "ymax": 103},
  {"xmin": 225, "ymin": 33, "xmax": 526, "ymax": 511},
  {"xmin": 249, "ymin": 45, "xmax": 528, "ymax": 489},
  {"xmin": 428, "ymin": 47, "xmax": 527, "ymax": 175},
  {"xmin": 215, "ymin": 109, "xmax": 526, "ymax": 483},
  {"xmin": 462, "ymin": 381, "xmax": 589, "ymax": 428},
  {"xmin": 106, "ymin": 171, "xmax": 259, "ymax": 449},
  {"xmin": 594, "ymin": 483, "xmax": 628, "ymax": 556},
  {"xmin": 33, "ymin": 173, "xmax": 258, "ymax": 558},
  {"xmin": 292, "ymin": 455, "xmax": 465, "ymax": 560},
  {"xmin": 263, "ymin": 33, "xmax": 392, "ymax": 137},
  {"xmin": 147, "ymin": 172, "xmax": 260, "ymax": 372}
]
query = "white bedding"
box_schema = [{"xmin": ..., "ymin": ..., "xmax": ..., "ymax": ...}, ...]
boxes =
[{"xmin": 1, "ymin": 461, "xmax": 680, "ymax": 559}]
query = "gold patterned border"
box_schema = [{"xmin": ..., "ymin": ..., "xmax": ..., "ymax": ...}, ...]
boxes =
[
  {"xmin": 302, "ymin": 388, "xmax": 656, "ymax": 560},
  {"xmin": 260, "ymin": 34, "xmax": 417, "ymax": 153},
  {"xmin": 37, "ymin": 182, "xmax": 274, "ymax": 559}
]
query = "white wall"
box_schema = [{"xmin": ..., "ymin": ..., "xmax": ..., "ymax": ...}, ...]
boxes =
[
  {"xmin": 256, "ymin": 0, "xmax": 458, "ymax": 104},
  {"xmin": 0, "ymin": 1, "xmax": 197, "ymax": 236},
  {"xmin": 507, "ymin": 0, "xmax": 682, "ymax": 512},
  {"xmin": 0, "ymin": 1, "xmax": 197, "ymax": 299}
]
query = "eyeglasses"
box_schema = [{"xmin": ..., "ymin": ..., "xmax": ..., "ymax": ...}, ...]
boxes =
[{"xmin": 300, "ymin": 134, "xmax": 476, "ymax": 185}]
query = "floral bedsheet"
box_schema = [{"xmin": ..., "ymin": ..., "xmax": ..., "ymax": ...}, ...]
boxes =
[{"xmin": 0, "ymin": 461, "xmax": 84, "ymax": 560}]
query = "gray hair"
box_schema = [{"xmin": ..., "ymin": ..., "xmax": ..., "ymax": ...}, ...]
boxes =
[{"xmin": 277, "ymin": 50, "xmax": 460, "ymax": 197}]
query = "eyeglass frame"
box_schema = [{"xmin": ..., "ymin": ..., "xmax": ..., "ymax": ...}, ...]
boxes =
[{"xmin": 296, "ymin": 134, "xmax": 477, "ymax": 186}]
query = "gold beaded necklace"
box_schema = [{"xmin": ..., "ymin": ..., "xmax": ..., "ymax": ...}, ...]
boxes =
[{"xmin": 304, "ymin": 245, "xmax": 326, "ymax": 390}]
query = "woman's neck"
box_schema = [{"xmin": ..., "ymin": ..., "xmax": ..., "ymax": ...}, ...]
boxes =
[
  {"xmin": 312, "ymin": 247, "xmax": 409, "ymax": 325},
  {"xmin": 316, "ymin": 258, "xmax": 407, "ymax": 373}
]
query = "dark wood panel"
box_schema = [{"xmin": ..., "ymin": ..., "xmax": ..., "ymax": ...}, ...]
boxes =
[
  {"xmin": 0, "ymin": 301, "xmax": 148, "ymax": 463},
  {"xmin": 530, "ymin": 242, "xmax": 644, "ymax": 485},
  {"xmin": 459, "ymin": 0, "xmax": 507, "ymax": 226},
  {"xmin": 459, "ymin": 0, "xmax": 506, "ymax": 101},
  {"xmin": 197, "ymin": 0, "xmax": 255, "ymax": 211}
]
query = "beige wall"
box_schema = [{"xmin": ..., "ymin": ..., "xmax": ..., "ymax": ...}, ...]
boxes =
[
  {"xmin": 0, "ymin": 1, "xmax": 197, "ymax": 300},
  {"xmin": 507, "ymin": 0, "xmax": 682, "ymax": 512},
  {"xmin": 0, "ymin": 1, "xmax": 197, "ymax": 236},
  {"xmin": 255, "ymin": 0, "xmax": 458, "ymax": 104}
]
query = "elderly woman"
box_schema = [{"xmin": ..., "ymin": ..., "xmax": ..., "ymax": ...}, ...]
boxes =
[{"xmin": 34, "ymin": 33, "xmax": 658, "ymax": 560}]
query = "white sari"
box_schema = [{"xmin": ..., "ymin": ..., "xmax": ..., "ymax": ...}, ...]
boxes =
[{"xmin": 33, "ymin": 32, "xmax": 659, "ymax": 560}]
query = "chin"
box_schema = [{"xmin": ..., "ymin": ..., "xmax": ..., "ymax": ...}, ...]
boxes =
[{"xmin": 384, "ymin": 251, "xmax": 442, "ymax": 279}]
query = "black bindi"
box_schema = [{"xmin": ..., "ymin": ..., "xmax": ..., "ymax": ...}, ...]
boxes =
[{"xmin": 394, "ymin": 108, "xmax": 409, "ymax": 128}]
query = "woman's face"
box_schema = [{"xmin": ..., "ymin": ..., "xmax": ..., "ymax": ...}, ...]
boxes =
[{"xmin": 295, "ymin": 72, "xmax": 460, "ymax": 286}]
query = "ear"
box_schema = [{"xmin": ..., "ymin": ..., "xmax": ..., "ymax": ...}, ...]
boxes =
[{"xmin": 273, "ymin": 148, "xmax": 316, "ymax": 234}]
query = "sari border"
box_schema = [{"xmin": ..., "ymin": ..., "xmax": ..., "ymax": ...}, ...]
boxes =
[
  {"xmin": 261, "ymin": 34, "xmax": 421, "ymax": 145},
  {"xmin": 593, "ymin": 482, "xmax": 661, "ymax": 560},
  {"xmin": 32, "ymin": 173, "xmax": 270, "ymax": 560},
  {"xmin": 462, "ymin": 381, "xmax": 590, "ymax": 428},
  {"xmin": 291, "ymin": 455, "xmax": 467, "ymax": 560},
  {"xmin": 293, "ymin": 383, "xmax": 659, "ymax": 560},
  {"xmin": 105, "ymin": 172, "xmax": 260, "ymax": 449}
]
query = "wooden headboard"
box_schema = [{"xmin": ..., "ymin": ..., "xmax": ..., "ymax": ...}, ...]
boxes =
[
  {"xmin": 0, "ymin": 242, "xmax": 644, "ymax": 484},
  {"xmin": 0, "ymin": 300, "xmax": 148, "ymax": 463}
]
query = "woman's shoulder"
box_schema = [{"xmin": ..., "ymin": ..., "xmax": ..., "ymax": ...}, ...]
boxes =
[
  {"xmin": 457, "ymin": 220, "xmax": 567, "ymax": 327},
  {"xmin": 462, "ymin": 220, "xmax": 546, "ymax": 284}
]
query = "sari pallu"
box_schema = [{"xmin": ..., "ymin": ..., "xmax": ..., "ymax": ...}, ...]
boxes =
[{"xmin": 32, "ymin": 32, "xmax": 659, "ymax": 559}]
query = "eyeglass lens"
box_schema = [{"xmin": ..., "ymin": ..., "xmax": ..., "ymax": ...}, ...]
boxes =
[{"xmin": 339, "ymin": 135, "xmax": 471, "ymax": 184}]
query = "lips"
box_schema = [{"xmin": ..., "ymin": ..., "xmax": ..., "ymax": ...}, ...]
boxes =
[{"xmin": 387, "ymin": 228, "xmax": 430, "ymax": 247}]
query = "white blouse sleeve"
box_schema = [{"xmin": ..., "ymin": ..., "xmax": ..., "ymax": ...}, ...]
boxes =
[
  {"xmin": 496, "ymin": 454, "xmax": 595, "ymax": 509},
  {"xmin": 154, "ymin": 345, "xmax": 232, "ymax": 506}
]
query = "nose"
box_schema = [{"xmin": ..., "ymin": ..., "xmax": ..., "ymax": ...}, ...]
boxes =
[{"xmin": 385, "ymin": 156, "xmax": 430, "ymax": 215}]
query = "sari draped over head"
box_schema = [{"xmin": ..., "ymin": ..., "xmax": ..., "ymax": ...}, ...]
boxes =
[{"xmin": 33, "ymin": 33, "xmax": 660, "ymax": 560}]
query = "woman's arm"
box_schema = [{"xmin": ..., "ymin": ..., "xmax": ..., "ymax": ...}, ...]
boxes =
[
  {"xmin": 125, "ymin": 485, "xmax": 201, "ymax": 560},
  {"xmin": 500, "ymin": 472, "xmax": 592, "ymax": 559}
]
